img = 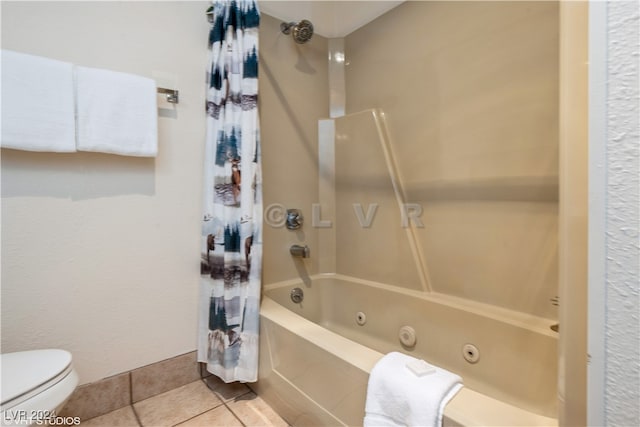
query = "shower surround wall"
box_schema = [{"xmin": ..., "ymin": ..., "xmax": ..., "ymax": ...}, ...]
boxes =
[
  {"xmin": 254, "ymin": 2, "xmax": 562, "ymax": 422},
  {"xmin": 1, "ymin": 3, "xmax": 326, "ymax": 386},
  {"xmin": 259, "ymin": 13, "xmax": 327, "ymax": 284},
  {"xmin": 343, "ymin": 1, "xmax": 560, "ymax": 320}
]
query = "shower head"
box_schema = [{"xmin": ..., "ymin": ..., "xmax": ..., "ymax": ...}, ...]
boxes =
[{"xmin": 280, "ymin": 19, "xmax": 314, "ymax": 44}]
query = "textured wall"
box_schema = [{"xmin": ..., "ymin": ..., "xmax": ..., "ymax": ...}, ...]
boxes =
[{"xmin": 604, "ymin": 1, "xmax": 640, "ymax": 425}]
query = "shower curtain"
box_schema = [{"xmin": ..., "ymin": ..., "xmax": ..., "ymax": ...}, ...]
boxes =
[{"xmin": 198, "ymin": 0, "xmax": 262, "ymax": 383}]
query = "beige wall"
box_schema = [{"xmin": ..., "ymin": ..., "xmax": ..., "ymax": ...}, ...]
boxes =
[
  {"xmin": 1, "ymin": 2, "xmax": 325, "ymax": 385},
  {"xmin": 344, "ymin": 1, "xmax": 559, "ymax": 319},
  {"xmin": 259, "ymin": 13, "xmax": 326, "ymax": 284},
  {"xmin": 334, "ymin": 111, "xmax": 426, "ymax": 291}
]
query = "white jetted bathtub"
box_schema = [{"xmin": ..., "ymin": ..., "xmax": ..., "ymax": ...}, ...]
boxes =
[{"xmin": 254, "ymin": 274, "xmax": 558, "ymax": 427}]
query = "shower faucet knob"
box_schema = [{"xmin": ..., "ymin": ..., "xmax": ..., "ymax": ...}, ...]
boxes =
[{"xmin": 286, "ymin": 209, "xmax": 303, "ymax": 230}]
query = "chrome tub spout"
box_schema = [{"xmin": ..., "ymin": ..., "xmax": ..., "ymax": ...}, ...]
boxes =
[{"xmin": 290, "ymin": 244, "xmax": 310, "ymax": 258}]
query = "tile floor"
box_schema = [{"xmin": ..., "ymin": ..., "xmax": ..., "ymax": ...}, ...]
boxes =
[{"xmin": 80, "ymin": 377, "xmax": 288, "ymax": 427}]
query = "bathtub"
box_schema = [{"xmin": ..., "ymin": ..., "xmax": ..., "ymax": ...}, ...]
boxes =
[{"xmin": 254, "ymin": 274, "xmax": 558, "ymax": 427}]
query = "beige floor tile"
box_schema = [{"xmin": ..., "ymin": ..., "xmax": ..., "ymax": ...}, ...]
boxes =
[
  {"xmin": 176, "ymin": 405, "xmax": 243, "ymax": 427},
  {"xmin": 203, "ymin": 376, "xmax": 252, "ymax": 402},
  {"xmin": 80, "ymin": 406, "xmax": 139, "ymax": 426},
  {"xmin": 227, "ymin": 392, "xmax": 288, "ymax": 427},
  {"xmin": 133, "ymin": 380, "xmax": 222, "ymax": 427}
]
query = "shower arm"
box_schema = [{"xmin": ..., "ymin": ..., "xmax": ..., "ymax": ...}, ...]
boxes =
[
  {"xmin": 280, "ymin": 22, "xmax": 295, "ymax": 35},
  {"xmin": 280, "ymin": 19, "xmax": 314, "ymax": 44}
]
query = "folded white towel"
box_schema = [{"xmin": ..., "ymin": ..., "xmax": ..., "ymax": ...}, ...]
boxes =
[
  {"xmin": 76, "ymin": 66, "xmax": 158, "ymax": 157},
  {"xmin": 1, "ymin": 49, "xmax": 76, "ymax": 152},
  {"xmin": 364, "ymin": 352, "xmax": 463, "ymax": 427}
]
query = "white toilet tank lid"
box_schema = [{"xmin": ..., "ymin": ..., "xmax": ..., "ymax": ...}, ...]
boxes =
[{"xmin": 1, "ymin": 349, "xmax": 73, "ymax": 405}]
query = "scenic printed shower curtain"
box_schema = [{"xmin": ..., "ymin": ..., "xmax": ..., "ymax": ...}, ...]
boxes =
[{"xmin": 198, "ymin": 0, "xmax": 262, "ymax": 383}]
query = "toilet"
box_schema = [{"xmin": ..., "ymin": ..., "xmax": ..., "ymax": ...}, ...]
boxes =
[{"xmin": 1, "ymin": 349, "xmax": 78, "ymax": 426}]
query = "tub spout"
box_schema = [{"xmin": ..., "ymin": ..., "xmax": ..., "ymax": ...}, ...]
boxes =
[{"xmin": 290, "ymin": 244, "xmax": 310, "ymax": 258}]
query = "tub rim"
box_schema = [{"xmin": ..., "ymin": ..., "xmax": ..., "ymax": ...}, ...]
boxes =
[
  {"xmin": 260, "ymin": 295, "xmax": 558, "ymax": 427},
  {"xmin": 263, "ymin": 273, "xmax": 558, "ymax": 338}
]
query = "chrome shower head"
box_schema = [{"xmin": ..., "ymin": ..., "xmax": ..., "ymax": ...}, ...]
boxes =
[
  {"xmin": 292, "ymin": 20, "xmax": 314, "ymax": 44},
  {"xmin": 280, "ymin": 19, "xmax": 314, "ymax": 44}
]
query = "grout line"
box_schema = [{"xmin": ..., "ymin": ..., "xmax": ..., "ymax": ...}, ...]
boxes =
[
  {"xmin": 130, "ymin": 405, "xmax": 144, "ymax": 427},
  {"xmin": 199, "ymin": 361, "xmax": 214, "ymax": 380},
  {"xmin": 127, "ymin": 373, "xmax": 145, "ymax": 427},
  {"xmin": 223, "ymin": 400, "xmax": 247, "ymax": 427},
  {"xmin": 128, "ymin": 372, "xmax": 133, "ymax": 405},
  {"xmin": 168, "ymin": 381, "xmax": 246, "ymax": 427},
  {"xmin": 231, "ymin": 388, "xmax": 253, "ymax": 402},
  {"xmin": 201, "ymin": 377, "xmax": 253, "ymax": 405},
  {"xmin": 245, "ymin": 382, "xmax": 256, "ymax": 394},
  {"xmin": 130, "ymin": 376, "xmax": 274, "ymax": 427},
  {"xmin": 201, "ymin": 377, "xmax": 227, "ymax": 405},
  {"xmin": 127, "ymin": 372, "xmax": 145, "ymax": 427},
  {"xmin": 201, "ymin": 378, "xmax": 251, "ymax": 427},
  {"xmin": 170, "ymin": 407, "xmax": 216, "ymax": 427}
]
